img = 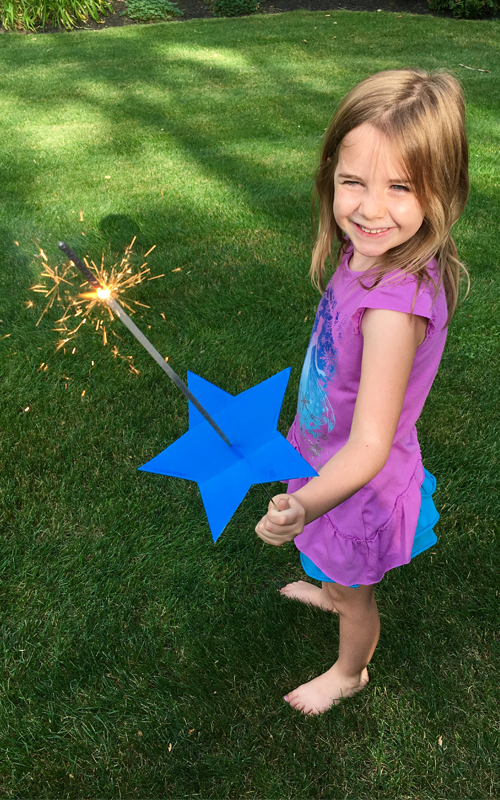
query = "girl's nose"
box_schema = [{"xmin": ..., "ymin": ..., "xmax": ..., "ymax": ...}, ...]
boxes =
[{"xmin": 359, "ymin": 190, "xmax": 385, "ymax": 220}]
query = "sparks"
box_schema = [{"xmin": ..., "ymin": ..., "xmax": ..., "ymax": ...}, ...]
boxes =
[
  {"xmin": 30, "ymin": 246, "xmax": 75, "ymax": 326},
  {"xmin": 30, "ymin": 238, "xmax": 161, "ymax": 357},
  {"xmin": 57, "ymin": 241, "xmax": 231, "ymax": 447}
]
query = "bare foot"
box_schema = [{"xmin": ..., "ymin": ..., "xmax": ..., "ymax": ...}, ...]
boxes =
[
  {"xmin": 280, "ymin": 580, "xmax": 337, "ymax": 613},
  {"xmin": 284, "ymin": 665, "xmax": 369, "ymax": 716}
]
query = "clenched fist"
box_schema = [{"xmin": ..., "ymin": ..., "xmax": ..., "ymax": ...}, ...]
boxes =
[{"xmin": 255, "ymin": 494, "xmax": 306, "ymax": 546}]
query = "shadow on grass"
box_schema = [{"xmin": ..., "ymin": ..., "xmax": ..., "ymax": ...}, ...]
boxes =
[
  {"xmin": 1, "ymin": 14, "xmax": 497, "ymax": 255},
  {"xmin": 0, "ymin": 222, "xmax": 34, "ymax": 325},
  {"xmin": 99, "ymin": 213, "xmax": 150, "ymax": 251}
]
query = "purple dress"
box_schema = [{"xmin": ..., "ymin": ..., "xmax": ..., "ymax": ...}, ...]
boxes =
[{"xmin": 287, "ymin": 248, "xmax": 448, "ymax": 586}]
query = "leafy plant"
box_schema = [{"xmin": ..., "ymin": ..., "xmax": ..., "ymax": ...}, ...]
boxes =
[
  {"xmin": 206, "ymin": 0, "xmax": 258, "ymax": 17},
  {"xmin": 0, "ymin": 0, "xmax": 112, "ymax": 30},
  {"xmin": 428, "ymin": 0, "xmax": 498, "ymax": 17},
  {"xmin": 124, "ymin": 0, "xmax": 182, "ymax": 20}
]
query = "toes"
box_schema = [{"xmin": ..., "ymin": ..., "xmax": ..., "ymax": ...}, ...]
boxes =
[
  {"xmin": 286, "ymin": 692, "xmax": 306, "ymax": 712},
  {"xmin": 279, "ymin": 584, "xmax": 301, "ymax": 597},
  {"xmin": 285, "ymin": 686, "xmax": 332, "ymax": 715}
]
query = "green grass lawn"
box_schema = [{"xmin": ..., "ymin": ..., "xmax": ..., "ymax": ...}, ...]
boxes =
[{"xmin": 0, "ymin": 10, "xmax": 499, "ymax": 798}]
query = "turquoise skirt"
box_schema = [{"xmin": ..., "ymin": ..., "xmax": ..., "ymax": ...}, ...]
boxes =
[{"xmin": 300, "ymin": 467, "xmax": 439, "ymax": 587}]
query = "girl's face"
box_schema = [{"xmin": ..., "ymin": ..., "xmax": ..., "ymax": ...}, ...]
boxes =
[{"xmin": 333, "ymin": 123, "xmax": 424, "ymax": 272}]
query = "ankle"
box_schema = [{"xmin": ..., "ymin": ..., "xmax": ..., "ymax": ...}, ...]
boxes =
[{"xmin": 332, "ymin": 662, "xmax": 368, "ymax": 688}]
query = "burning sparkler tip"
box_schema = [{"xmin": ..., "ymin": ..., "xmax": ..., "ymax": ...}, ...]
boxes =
[{"xmin": 34, "ymin": 240, "xmax": 162, "ymax": 353}]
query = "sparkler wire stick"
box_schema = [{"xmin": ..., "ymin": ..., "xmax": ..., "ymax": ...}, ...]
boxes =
[
  {"xmin": 260, "ymin": 483, "xmax": 280, "ymax": 512},
  {"xmin": 58, "ymin": 241, "xmax": 232, "ymax": 448}
]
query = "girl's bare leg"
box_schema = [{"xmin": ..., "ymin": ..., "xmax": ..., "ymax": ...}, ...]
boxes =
[
  {"xmin": 285, "ymin": 583, "xmax": 379, "ymax": 715},
  {"xmin": 280, "ymin": 580, "xmax": 338, "ymax": 612}
]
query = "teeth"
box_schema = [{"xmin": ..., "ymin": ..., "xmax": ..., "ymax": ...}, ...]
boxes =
[{"xmin": 360, "ymin": 226, "xmax": 389, "ymax": 234}]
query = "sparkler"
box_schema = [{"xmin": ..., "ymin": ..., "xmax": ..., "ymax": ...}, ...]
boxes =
[
  {"xmin": 31, "ymin": 238, "xmax": 157, "ymax": 357},
  {"xmin": 31, "ymin": 239, "xmax": 312, "ymax": 535},
  {"xmin": 53, "ymin": 238, "xmax": 154, "ymax": 352},
  {"xmin": 58, "ymin": 241, "xmax": 232, "ymax": 448}
]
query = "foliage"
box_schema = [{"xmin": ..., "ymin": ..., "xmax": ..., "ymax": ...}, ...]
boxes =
[
  {"xmin": 206, "ymin": 0, "xmax": 258, "ymax": 17},
  {"xmin": 428, "ymin": 0, "xmax": 498, "ymax": 17},
  {"xmin": 0, "ymin": 0, "xmax": 111, "ymax": 30},
  {"xmin": 124, "ymin": 0, "xmax": 182, "ymax": 21}
]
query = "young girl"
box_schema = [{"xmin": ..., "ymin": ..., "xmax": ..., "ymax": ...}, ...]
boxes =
[{"xmin": 255, "ymin": 69, "xmax": 469, "ymax": 716}]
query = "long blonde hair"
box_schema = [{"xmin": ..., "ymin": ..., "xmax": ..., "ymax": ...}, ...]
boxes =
[{"xmin": 311, "ymin": 69, "xmax": 469, "ymax": 323}]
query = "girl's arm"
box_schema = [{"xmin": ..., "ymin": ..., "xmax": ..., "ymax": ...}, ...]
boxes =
[{"xmin": 255, "ymin": 308, "xmax": 427, "ymax": 545}]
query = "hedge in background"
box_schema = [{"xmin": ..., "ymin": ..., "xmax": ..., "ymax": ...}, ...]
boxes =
[
  {"xmin": 124, "ymin": 0, "xmax": 182, "ymax": 20},
  {"xmin": 0, "ymin": 0, "xmax": 111, "ymax": 30},
  {"xmin": 206, "ymin": 0, "xmax": 259, "ymax": 16},
  {"xmin": 428, "ymin": 0, "xmax": 498, "ymax": 17}
]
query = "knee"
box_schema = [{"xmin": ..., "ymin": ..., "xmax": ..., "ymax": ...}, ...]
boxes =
[
  {"xmin": 324, "ymin": 582, "xmax": 375, "ymax": 614},
  {"xmin": 323, "ymin": 582, "xmax": 351, "ymax": 611}
]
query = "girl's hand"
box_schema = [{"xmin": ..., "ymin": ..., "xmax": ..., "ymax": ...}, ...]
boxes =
[{"xmin": 255, "ymin": 494, "xmax": 306, "ymax": 546}]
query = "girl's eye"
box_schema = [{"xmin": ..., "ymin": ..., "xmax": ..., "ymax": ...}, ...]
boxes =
[
  {"xmin": 391, "ymin": 184, "xmax": 410, "ymax": 192},
  {"xmin": 343, "ymin": 180, "xmax": 361, "ymax": 186}
]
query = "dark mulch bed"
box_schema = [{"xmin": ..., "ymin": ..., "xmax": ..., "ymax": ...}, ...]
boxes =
[
  {"xmin": 173, "ymin": 0, "xmax": 431, "ymax": 22},
  {"xmin": 1, "ymin": 0, "xmax": 434, "ymax": 36}
]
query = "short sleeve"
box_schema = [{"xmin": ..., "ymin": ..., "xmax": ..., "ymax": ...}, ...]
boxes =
[{"xmin": 351, "ymin": 269, "xmax": 439, "ymax": 338}]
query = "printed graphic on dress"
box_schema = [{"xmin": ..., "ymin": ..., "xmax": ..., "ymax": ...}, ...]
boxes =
[{"xmin": 298, "ymin": 286, "xmax": 338, "ymax": 463}]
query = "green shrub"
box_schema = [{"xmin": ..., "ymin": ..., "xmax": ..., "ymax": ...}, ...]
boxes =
[
  {"xmin": 206, "ymin": 0, "xmax": 259, "ymax": 17},
  {"xmin": 124, "ymin": 0, "xmax": 182, "ymax": 20},
  {"xmin": 0, "ymin": 0, "xmax": 111, "ymax": 29},
  {"xmin": 428, "ymin": 0, "xmax": 498, "ymax": 17}
]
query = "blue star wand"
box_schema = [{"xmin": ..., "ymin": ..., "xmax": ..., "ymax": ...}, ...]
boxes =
[{"xmin": 58, "ymin": 242, "xmax": 317, "ymax": 540}]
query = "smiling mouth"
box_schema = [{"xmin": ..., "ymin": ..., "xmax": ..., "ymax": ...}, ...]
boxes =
[{"xmin": 354, "ymin": 223, "xmax": 392, "ymax": 234}]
